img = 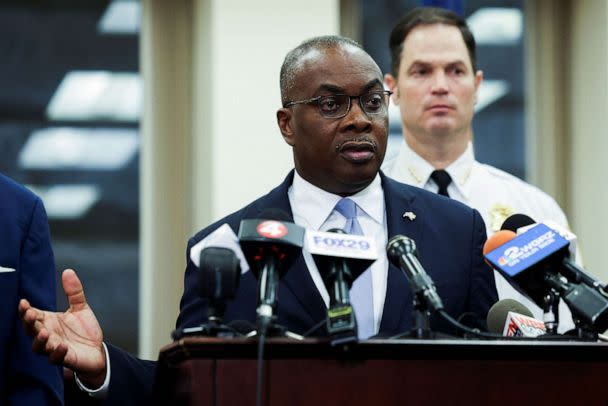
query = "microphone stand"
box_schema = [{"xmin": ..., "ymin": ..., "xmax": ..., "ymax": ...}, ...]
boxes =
[
  {"xmin": 252, "ymin": 256, "xmax": 303, "ymax": 340},
  {"xmin": 172, "ymin": 301, "xmax": 240, "ymax": 340},
  {"xmin": 412, "ymin": 297, "xmax": 433, "ymax": 339},
  {"xmin": 390, "ymin": 295, "xmax": 437, "ymax": 340},
  {"xmin": 542, "ymin": 289, "xmax": 561, "ymax": 335}
]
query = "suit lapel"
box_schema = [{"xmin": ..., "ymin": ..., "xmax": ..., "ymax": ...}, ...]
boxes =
[
  {"xmin": 252, "ymin": 171, "xmax": 327, "ymax": 326},
  {"xmin": 379, "ymin": 173, "xmax": 424, "ymax": 333}
]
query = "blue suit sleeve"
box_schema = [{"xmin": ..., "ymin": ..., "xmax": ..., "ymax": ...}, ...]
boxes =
[{"xmin": 9, "ymin": 197, "xmax": 63, "ymax": 405}]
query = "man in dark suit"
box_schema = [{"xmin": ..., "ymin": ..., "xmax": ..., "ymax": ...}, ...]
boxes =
[
  {"xmin": 0, "ymin": 173, "xmax": 63, "ymax": 405},
  {"xmin": 20, "ymin": 35, "xmax": 497, "ymax": 404}
]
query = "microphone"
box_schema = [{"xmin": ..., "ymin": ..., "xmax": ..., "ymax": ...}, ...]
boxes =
[
  {"xmin": 238, "ymin": 209, "xmax": 305, "ymax": 335},
  {"xmin": 540, "ymin": 221, "xmax": 606, "ymax": 291},
  {"xmin": 482, "ymin": 230, "xmax": 517, "ymax": 258},
  {"xmin": 198, "ymin": 247, "xmax": 241, "ymax": 321},
  {"xmin": 499, "ymin": 214, "xmax": 605, "ymax": 292},
  {"xmin": 502, "ymin": 213, "xmax": 580, "ymax": 263},
  {"xmin": 501, "ymin": 213, "xmax": 535, "ymax": 232},
  {"xmin": 173, "ymin": 244, "xmax": 242, "ymax": 339},
  {"xmin": 306, "ymin": 228, "xmax": 377, "ymax": 343},
  {"xmin": 386, "ymin": 235, "xmax": 444, "ymax": 312},
  {"xmin": 189, "ymin": 223, "xmax": 250, "ymax": 272},
  {"xmin": 484, "ymin": 224, "xmax": 608, "ymax": 333},
  {"xmin": 487, "ymin": 299, "xmax": 546, "ymax": 337}
]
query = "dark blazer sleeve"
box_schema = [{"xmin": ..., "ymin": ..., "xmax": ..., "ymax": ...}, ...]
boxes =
[
  {"xmin": 9, "ymin": 197, "xmax": 63, "ymax": 405},
  {"xmin": 103, "ymin": 344, "xmax": 156, "ymax": 406},
  {"xmin": 465, "ymin": 209, "xmax": 498, "ymax": 330}
]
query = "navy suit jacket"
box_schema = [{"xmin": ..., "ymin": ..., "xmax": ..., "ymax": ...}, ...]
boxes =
[
  {"xmin": 0, "ymin": 174, "xmax": 63, "ymax": 405},
  {"xmin": 105, "ymin": 171, "xmax": 497, "ymax": 405}
]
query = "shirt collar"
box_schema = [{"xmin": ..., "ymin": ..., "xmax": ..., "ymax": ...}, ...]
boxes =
[
  {"xmin": 445, "ymin": 142, "xmax": 475, "ymax": 199},
  {"xmin": 290, "ymin": 170, "xmax": 384, "ymax": 230},
  {"xmin": 396, "ymin": 140, "xmax": 475, "ymax": 199}
]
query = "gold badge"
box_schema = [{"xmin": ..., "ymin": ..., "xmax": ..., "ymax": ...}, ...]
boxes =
[{"xmin": 489, "ymin": 204, "xmax": 514, "ymax": 232}]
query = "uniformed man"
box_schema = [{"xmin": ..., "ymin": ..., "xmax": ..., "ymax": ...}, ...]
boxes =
[{"xmin": 382, "ymin": 6, "xmax": 574, "ymax": 330}]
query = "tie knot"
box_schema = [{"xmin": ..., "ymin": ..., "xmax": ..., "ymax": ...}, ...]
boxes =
[
  {"xmin": 333, "ymin": 198, "xmax": 363, "ymax": 235},
  {"xmin": 430, "ymin": 169, "xmax": 452, "ymax": 197},
  {"xmin": 334, "ymin": 197, "xmax": 358, "ymax": 220}
]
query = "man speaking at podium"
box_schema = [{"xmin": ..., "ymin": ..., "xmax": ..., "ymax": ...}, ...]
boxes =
[{"xmin": 20, "ymin": 35, "xmax": 497, "ymax": 404}]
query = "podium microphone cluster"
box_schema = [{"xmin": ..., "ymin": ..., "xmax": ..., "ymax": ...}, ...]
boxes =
[{"xmin": 484, "ymin": 221, "xmax": 608, "ymax": 335}]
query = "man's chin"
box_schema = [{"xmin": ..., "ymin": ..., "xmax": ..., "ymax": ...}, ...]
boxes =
[
  {"xmin": 427, "ymin": 122, "xmax": 457, "ymax": 138},
  {"xmin": 336, "ymin": 168, "xmax": 378, "ymax": 195}
]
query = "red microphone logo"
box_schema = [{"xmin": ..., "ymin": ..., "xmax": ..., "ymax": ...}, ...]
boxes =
[{"xmin": 256, "ymin": 220, "xmax": 288, "ymax": 239}]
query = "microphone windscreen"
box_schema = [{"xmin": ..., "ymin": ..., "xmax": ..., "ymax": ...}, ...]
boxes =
[
  {"xmin": 258, "ymin": 208, "xmax": 293, "ymax": 222},
  {"xmin": 486, "ymin": 298, "xmax": 535, "ymax": 334},
  {"xmin": 483, "ymin": 230, "xmax": 516, "ymax": 255},
  {"xmin": 501, "ymin": 214, "xmax": 535, "ymax": 232},
  {"xmin": 199, "ymin": 246, "xmax": 241, "ymax": 300}
]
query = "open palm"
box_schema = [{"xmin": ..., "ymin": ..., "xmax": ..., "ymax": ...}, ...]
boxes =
[{"xmin": 20, "ymin": 268, "xmax": 107, "ymax": 386}]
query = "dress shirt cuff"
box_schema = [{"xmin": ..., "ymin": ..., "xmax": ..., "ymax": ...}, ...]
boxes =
[{"xmin": 74, "ymin": 342, "xmax": 111, "ymax": 399}]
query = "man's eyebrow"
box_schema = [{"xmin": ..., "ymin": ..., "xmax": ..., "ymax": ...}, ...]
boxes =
[
  {"xmin": 316, "ymin": 79, "xmax": 383, "ymax": 94},
  {"xmin": 408, "ymin": 59, "xmax": 467, "ymax": 68},
  {"xmin": 407, "ymin": 60, "xmax": 432, "ymax": 68},
  {"xmin": 316, "ymin": 84, "xmax": 345, "ymax": 94},
  {"xmin": 362, "ymin": 79, "xmax": 384, "ymax": 92}
]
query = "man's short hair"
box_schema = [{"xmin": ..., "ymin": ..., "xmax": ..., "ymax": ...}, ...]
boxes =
[
  {"xmin": 280, "ymin": 35, "xmax": 363, "ymax": 104},
  {"xmin": 389, "ymin": 7, "xmax": 477, "ymax": 76}
]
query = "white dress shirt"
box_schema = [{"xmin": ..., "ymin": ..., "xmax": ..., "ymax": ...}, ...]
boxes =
[
  {"xmin": 288, "ymin": 170, "xmax": 388, "ymax": 334},
  {"xmin": 383, "ymin": 140, "xmax": 575, "ymax": 332}
]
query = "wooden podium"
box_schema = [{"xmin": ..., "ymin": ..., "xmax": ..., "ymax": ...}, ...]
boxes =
[{"xmin": 155, "ymin": 337, "xmax": 608, "ymax": 405}]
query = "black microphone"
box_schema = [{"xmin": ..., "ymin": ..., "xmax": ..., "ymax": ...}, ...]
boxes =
[
  {"xmin": 199, "ymin": 247, "xmax": 241, "ymax": 322},
  {"xmin": 238, "ymin": 209, "xmax": 304, "ymax": 335},
  {"xmin": 500, "ymin": 214, "xmax": 607, "ymax": 293},
  {"xmin": 386, "ymin": 235, "xmax": 444, "ymax": 312},
  {"xmin": 308, "ymin": 228, "xmax": 377, "ymax": 344},
  {"xmin": 484, "ymin": 226, "xmax": 608, "ymax": 333},
  {"xmin": 500, "ymin": 213, "xmax": 535, "ymax": 232},
  {"xmin": 172, "ymin": 246, "xmax": 241, "ymax": 339}
]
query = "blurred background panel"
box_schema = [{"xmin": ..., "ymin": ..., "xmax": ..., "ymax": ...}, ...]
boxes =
[{"xmin": 0, "ymin": 0, "xmax": 141, "ymax": 353}]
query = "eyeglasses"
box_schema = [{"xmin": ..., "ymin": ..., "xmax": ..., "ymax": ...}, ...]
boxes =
[{"xmin": 283, "ymin": 90, "xmax": 393, "ymax": 118}]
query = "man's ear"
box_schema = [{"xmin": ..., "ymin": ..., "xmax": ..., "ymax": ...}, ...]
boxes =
[
  {"xmin": 473, "ymin": 70, "xmax": 483, "ymax": 104},
  {"xmin": 277, "ymin": 108, "xmax": 295, "ymax": 146},
  {"xmin": 384, "ymin": 73, "xmax": 400, "ymax": 105}
]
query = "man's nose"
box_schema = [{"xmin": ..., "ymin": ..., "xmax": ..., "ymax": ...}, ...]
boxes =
[
  {"xmin": 341, "ymin": 98, "xmax": 372, "ymax": 132},
  {"xmin": 431, "ymin": 71, "xmax": 449, "ymax": 94}
]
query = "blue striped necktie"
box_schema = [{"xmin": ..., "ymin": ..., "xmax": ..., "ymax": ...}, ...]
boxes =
[{"xmin": 333, "ymin": 197, "xmax": 374, "ymax": 339}]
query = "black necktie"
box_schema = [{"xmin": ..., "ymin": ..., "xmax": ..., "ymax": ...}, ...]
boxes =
[{"xmin": 430, "ymin": 169, "xmax": 452, "ymax": 197}]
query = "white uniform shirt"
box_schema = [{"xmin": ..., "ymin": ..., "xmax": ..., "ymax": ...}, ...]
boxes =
[{"xmin": 384, "ymin": 141, "xmax": 575, "ymax": 331}]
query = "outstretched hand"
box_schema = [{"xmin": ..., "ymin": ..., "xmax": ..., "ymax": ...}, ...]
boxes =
[{"xmin": 19, "ymin": 268, "xmax": 107, "ymax": 388}]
